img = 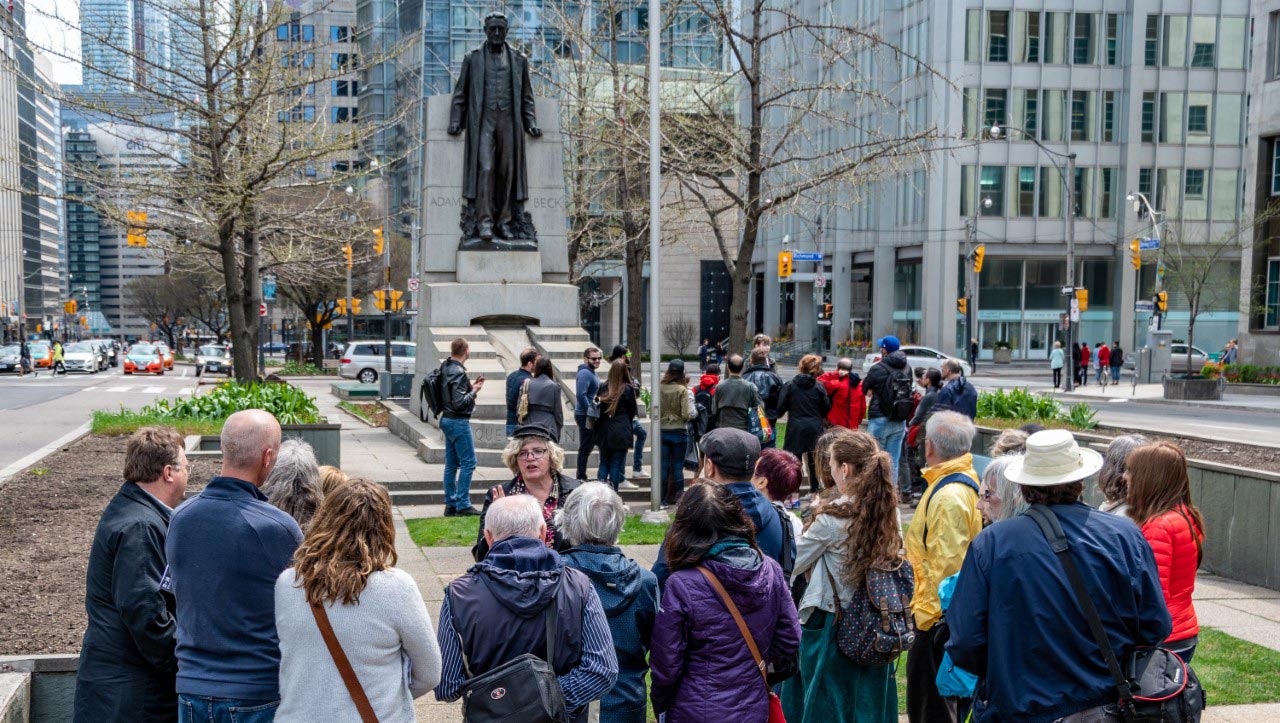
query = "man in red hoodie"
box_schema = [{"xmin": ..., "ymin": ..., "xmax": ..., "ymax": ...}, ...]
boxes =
[
  {"xmin": 818, "ymin": 358, "xmax": 865, "ymax": 430},
  {"xmin": 1095, "ymin": 341, "xmax": 1111, "ymax": 386},
  {"xmin": 1078, "ymin": 342, "xmax": 1090, "ymax": 387},
  {"xmin": 692, "ymin": 363, "xmax": 720, "ymax": 438}
]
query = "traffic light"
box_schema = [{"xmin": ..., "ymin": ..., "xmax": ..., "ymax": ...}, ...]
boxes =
[
  {"xmin": 350, "ymin": 297, "xmax": 361, "ymax": 315},
  {"xmin": 373, "ymin": 289, "xmax": 404, "ymax": 312},
  {"xmin": 957, "ymin": 297, "xmax": 968, "ymax": 314},
  {"xmin": 777, "ymin": 250, "xmax": 793, "ymax": 278},
  {"xmin": 342, "ymin": 245, "xmax": 353, "ymax": 269},
  {"xmin": 972, "ymin": 245, "xmax": 986, "ymax": 274},
  {"xmin": 1130, "ymin": 239, "xmax": 1142, "ymax": 270},
  {"xmin": 1075, "ymin": 288, "xmax": 1089, "ymax": 312},
  {"xmin": 820, "ymin": 303, "xmax": 832, "ymax": 320},
  {"xmin": 64, "ymin": 300, "xmax": 77, "ymax": 314},
  {"xmin": 335, "ymin": 299, "xmax": 347, "ymax": 316},
  {"xmin": 1156, "ymin": 290, "xmax": 1168, "ymax": 313},
  {"xmin": 126, "ymin": 211, "xmax": 148, "ymax": 247},
  {"xmin": 373, "ymin": 226, "xmax": 384, "ymax": 255}
]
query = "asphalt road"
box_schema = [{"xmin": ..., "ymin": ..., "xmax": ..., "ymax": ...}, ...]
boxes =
[{"xmin": 0, "ymin": 365, "xmax": 201, "ymax": 479}]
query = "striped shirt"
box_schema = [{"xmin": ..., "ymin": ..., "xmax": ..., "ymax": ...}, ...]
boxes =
[{"xmin": 434, "ymin": 584, "xmax": 618, "ymax": 710}]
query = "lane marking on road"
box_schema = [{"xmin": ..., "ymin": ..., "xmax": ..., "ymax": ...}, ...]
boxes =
[
  {"xmin": 181, "ymin": 368, "xmax": 188, "ymax": 378},
  {"xmin": 0, "ymin": 421, "xmax": 93, "ymax": 486},
  {"xmin": 144, "ymin": 386, "xmax": 163, "ymax": 393},
  {"xmin": 178, "ymin": 388, "xmax": 193, "ymax": 395},
  {"xmin": 109, "ymin": 386, "xmax": 130, "ymax": 392}
]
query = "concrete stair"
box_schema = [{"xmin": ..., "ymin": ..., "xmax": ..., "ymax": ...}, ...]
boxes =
[{"xmin": 382, "ymin": 479, "xmax": 657, "ymax": 507}]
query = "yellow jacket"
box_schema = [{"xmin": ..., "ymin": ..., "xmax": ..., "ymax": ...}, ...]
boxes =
[{"xmin": 905, "ymin": 453, "xmax": 982, "ymax": 630}]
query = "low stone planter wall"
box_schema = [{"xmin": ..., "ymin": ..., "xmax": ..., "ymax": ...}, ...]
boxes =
[
  {"xmin": 192, "ymin": 420, "xmax": 342, "ymax": 467},
  {"xmin": 1163, "ymin": 376, "xmax": 1224, "ymax": 401},
  {"xmin": 0, "ymin": 655, "xmax": 76, "ymax": 723},
  {"xmin": 1224, "ymin": 382, "xmax": 1280, "ymax": 397}
]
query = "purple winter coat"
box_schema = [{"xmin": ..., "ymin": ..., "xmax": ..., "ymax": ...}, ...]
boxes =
[{"xmin": 649, "ymin": 546, "xmax": 800, "ymax": 723}]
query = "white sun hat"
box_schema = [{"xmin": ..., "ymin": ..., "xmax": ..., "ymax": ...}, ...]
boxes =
[{"xmin": 1003, "ymin": 429, "xmax": 1103, "ymax": 487}]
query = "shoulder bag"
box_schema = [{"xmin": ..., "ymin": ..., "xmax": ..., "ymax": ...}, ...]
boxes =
[
  {"xmin": 449, "ymin": 587, "xmax": 569, "ymax": 723},
  {"xmin": 1024, "ymin": 505, "xmax": 1205, "ymax": 723},
  {"xmin": 310, "ymin": 602, "xmax": 379, "ymax": 723},
  {"xmin": 696, "ymin": 566, "xmax": 787, "ymax": 723}
]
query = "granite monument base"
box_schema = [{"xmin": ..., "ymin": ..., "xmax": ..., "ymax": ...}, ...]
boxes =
[
  {"xmin": 418, "ymin": 282, "xmax": 581, "ymax": 328},
  {"xmin": 456, "ymin": 250, "xmax": 542, "ymax": 284}
]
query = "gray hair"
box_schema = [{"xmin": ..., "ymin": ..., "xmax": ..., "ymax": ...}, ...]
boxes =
[
  {"xmin": 925, "ymin": 411, "xmax": 976, "ymax": 460},
  {"xmin": 941, "ymin": 359, "xmax": 964, "ymax": 376},
  {"xmin": 501, "ymin": 435, "xmax": 565, "ymax": 476},
  {"xmin": 1098, "ymin": 434, "xmax": 1149, "ymax": 505},
  {"xmin": 988, "ymin": 429, "xmax": 1028, "ymax": 457},
  {"xmin": 983, "ymin": 454, "xmax": 1027, "ymax": 522},
  {"xmin": 263, "ymin": 438, "xmax": 322, "ymax": 530},
  {"xmin": 484, "ymin": 494, "xmax": 545, "ymax": 542},
  {"xmin": 555, "ymin": 482, "xmax": 627, "ymax": 546}
]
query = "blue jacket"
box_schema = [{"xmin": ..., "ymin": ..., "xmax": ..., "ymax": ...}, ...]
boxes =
[
  {"xmin": 652, "ymin": 482, "xmax": 788, "ymax": 588},
  {"xmin": 575, "ymin": 363, "xmax": 600, "ymax": 416},
  {"xmin": 506, "ymin": 368, "xmax": 532, "ymax": 427},
  {"xmin": 562, "ymin": 545, "xmax": 658, "ymax": 723},
  {"xmin": 165, "ymin": 476, "xmax": 302, "ymax": 700},
  {"xmin": 936, "ymin": 376, "xmax": 978, "ymax": 420},
  {"xmin": 946, "ymin": 503, "xmax": 1172, "ymax": 722}
]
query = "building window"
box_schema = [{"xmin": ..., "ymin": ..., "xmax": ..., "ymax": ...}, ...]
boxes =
[
  {"xmin": 1190, "ymin": 16, "xmax": 1216, "ymax": 67},
  {"xmin": 1269, "ymin": 13, "xmax": 1280, "ymax": 80},
  {"xmin": 1018, "ymin": 11, "xmax": 1040, "ymax": 62},
  {"xmin": 1184, "ymin": 169, "xmax": 1205, "ymax": 199},
  {"xmin": 331, "ymin": 26, "xmax": 352, "ymax": 43},
  {"xmin": 1187, "ymin": 104, "xmax": 1209, "ymax": 133},
  {"xmin": 332, "ymin": 106, "xmax": 358, "ymax": 123},
  {"xmin": 1139, "ymin": 167, "xmax": 1153, "ymax": 198},
  {"xmin": 1191, "ymin": 42, "xmax": 1215, "ymax": 67},
  {"xmin": 1070, "ymin": 91, "xmax": 1092, "ymax": 141},
  {"xmin": 1102, "ymin": 91, "xmax": 1115, "ymax": 142},
  {"xmin": 1016, "ymin": 166, "xmax": 1036, "ymax": 216},
  {"xmin": 979, "ymin": 166, "xmax": 1004, "ymax": 215},
  {"xmin": 984, "ymin": 88, "xmax": 1007, "ymax": 130},
  {"xmin": 988, "ymin": 10, "xmax": 1009, "ymax": 62},
  {"xmin": 276, "ymin": 23, "xmax": 314, "ymax": 43},
  {"xmin": 1145, "ymin": 15, "xmax": 1159, "ymax": 66},
  {"xmin": 1162, "ymin": 15, "xmax": 1188, "ymax": 67},
  {"xmin": 1073, "ymin": 13, "xmax": 1095, "ymax": 64},
  {"xmin": 1106, "ymin": 14, "xmax": 1120, "ymax": 65},
  {"xmin": 1266, "ymin": 258, "xmax": 1280, "ymax": 328},
  {"xmin": 334, "ymin": 80, "xmax": 359, "ymax": 96},
  {"xmin": 965, "ymin": 9, "xmax": 981, "ymax": 63},
  {"xmin": 1100, "ymin": 167, "xmax": 1115, "ymax": 218},
  {"xmin": 332, "ymin": 53, "xmax": 357, "ymax": 71},
  {"xmin": 1271, "ymin": 142, "xmax": 1280, "ymax": 196}
]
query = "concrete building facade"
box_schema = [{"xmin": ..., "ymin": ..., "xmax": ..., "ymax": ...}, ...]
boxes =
[
  {"xmin": 756, "ymin": 0, "xmax": 1251, "ymax": 361},
  {"xmin": 1240, "ymin": 0, "xmax": 1280, "ymax": 365}
]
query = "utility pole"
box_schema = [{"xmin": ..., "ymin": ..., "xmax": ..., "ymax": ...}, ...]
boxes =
[
  {"xmin": 646, "ymin": 0, "xmax": 663, "ymax": 516},
  {"xmin": 1063, "ymin": 152, "xmax": 1077, "ymax": 392}
]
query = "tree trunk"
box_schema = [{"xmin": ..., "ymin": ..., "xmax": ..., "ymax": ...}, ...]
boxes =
[
  {"xmin": 309, "ymin": 321, "xmax": 325, "ymax": 368},
  {"xmin": 223, "ymin": 240, "xmax": 255, "ymax": 383},
  {"xmin": 625, "ymin": 234, "xmax": 645, "ymax": 379}
]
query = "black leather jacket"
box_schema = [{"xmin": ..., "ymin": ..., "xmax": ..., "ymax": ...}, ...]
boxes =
[{"xmin": 442, "ymin": 358, "xmax": 478, "ymax": 418}]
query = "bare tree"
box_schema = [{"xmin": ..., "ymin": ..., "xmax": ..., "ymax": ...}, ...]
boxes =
[
  {"xmin": 125, "ymin": 274, "xmax": 186, "ymax": 349},
  {"xmin": 39, "ymin": 0, "xmax": 405, "ymax": 382},
  {"xmin": 660, "ymin": 0, "xmax": 945, "ymax": 352},
  {"xmin": 663, "ymin": 314, "xmax": 698, "ymax": 356}
]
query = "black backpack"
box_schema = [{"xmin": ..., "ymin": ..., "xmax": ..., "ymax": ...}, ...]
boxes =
[
  {"xmin": 420, "ymin": 365, "xmax": 446, "ymax": 421},
  {"xmin": 883, "ymin": 365, "xmax": 915, "ymax": 421},
  {"xmin": 693, "ymin": 385, "xmax": 717, "ymax": 434}
]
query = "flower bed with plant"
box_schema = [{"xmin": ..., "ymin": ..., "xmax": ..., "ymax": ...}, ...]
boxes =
[
  {"xmin": 1200, "ymin": 364, "xmax": 1280, "ymax": 385},
  {"xmin": 91, "ymin": 381, "xmax": 323, "ymax": 435},
  {"xmin": 977, "ymin": 388, "xmax": 1098, "ymax": 430}
]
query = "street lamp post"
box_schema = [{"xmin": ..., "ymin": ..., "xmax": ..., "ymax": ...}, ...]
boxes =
[
  {"xmin": 1126, "ymin": 191, "xmax": 1164, "ymax": 343},
  {"xmin": 964, "ymin": 198, "xmax": 992, "ymax": 357},
  {"xmin": 989, "ymin": 122, "xmax": 1077, "ymax": 391}
]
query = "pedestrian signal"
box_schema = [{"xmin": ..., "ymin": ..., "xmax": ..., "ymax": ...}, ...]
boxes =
[
  {"xmin": 1075, "ymin": 288, "xmax": 1089, "ymax": 312},
  {"xmin": 957, "ymin": 298, "xmax": 968, "ymax": 314},
  {"xmin": 1130, "ymin": 239, "xmax": 1142, "ymax": 270},
  {"xmin": 778, "ymin": 251, "xmax": 793, "ymax": 278},
  {"xmin": 1156, "ymin": 291, "xmax": 1168, "ymax": 313}
]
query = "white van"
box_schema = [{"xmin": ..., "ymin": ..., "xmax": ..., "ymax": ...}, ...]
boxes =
[{"xmin": 339, "ymin": 341, "xmax": 416, "ymax": 383}]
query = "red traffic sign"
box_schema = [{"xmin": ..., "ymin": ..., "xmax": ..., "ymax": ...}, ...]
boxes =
[{"xmin": 259, "ymin": 303, "xmax": 268, "ymax": 317}]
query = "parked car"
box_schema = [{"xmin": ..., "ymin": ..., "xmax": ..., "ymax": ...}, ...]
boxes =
[
  {"xmin": 261, "ymin": 341, "xmax": 288, "ymax": 354},
  {"xmin": 861, "ymin": 344, "xmax": 973, "ymax": 377},
  {"xmin": 195, "ymin": 344, "xmax": 233, "ymax": 376},
  {"xmin": 153, "ymin": 342, "xmax": 175, "ymax": 370},
  {"xmin": 1170, "ymin": 344, "xmax": 1209, "ymax": 374},
  {"xmin": 0, "ymin": 344, "xmax": 20, "ymax": 373},
  {"xmin": 61, "ymin": 342, "xmax": 102, "ymax": 373},
  {"xmin": 124, "ymin": 344, "xmax": 165, "ymax": 375},
  {"xmin": 339, "ymin": 341, "xmax": 416, "ymax": 384}
]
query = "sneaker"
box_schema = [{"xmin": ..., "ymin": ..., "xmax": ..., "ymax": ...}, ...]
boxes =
[
  {"xmin": 456, "ymin": 506, "xmax": 482, "ymax": 516},
  {"xmin": 443, "ymin": 507, "xmax": 457, "ymax": 517},
  {"xmin": 631, "ymin": 469, "xmax": 650, "ymax": 479},
  {"xmin": 619, "ymin": 480, "xmax": 640, "ymax": 490}
]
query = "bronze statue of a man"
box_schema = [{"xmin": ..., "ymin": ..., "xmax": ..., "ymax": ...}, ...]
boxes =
[{"xmin": 448, "ymin": 12, "xmax": 542, "ymax": 250}]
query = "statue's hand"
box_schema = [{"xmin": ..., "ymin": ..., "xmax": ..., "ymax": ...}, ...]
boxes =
[
  {"xmin": 527, "ymin": 126, "xmax": 542, "ymax": 138},
  {"xmin": 447, "ymin": 125, "xmax": 461, "ymax": 136}
]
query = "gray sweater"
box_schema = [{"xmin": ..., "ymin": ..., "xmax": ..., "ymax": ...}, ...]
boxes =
[{"xmin": 275, "ymin": 568, "xmax": 442, "ymax": 723}]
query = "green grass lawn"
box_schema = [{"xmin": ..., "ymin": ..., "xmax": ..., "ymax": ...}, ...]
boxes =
[{"xmin": 406, "ymin": 514, "xmax": 670, "ymax": 548}]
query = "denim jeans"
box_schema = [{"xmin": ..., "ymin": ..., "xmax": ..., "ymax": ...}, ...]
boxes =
[
  {"xmin": 506, "ymin": 422, "xmax": 516, "ymax": 437},
  {"xmin": 868, "ymin": 416, "xmax": 906, "ymax": 490},
  {"xmin": 1096, "ymin": 366, "xmax": 1107, "ymax": 384},
  {"xmin": 178, "ymin": 694, "xmax": 278, "ymax": 723},
  {"xmin": 440, "ymin": 415, "xmax": 477, "ymax": 511},
  {"xmin": 631, "ymin": 419, "xmax": 648, "ymax": 471},
  {"xmin": 660, "ymin": 431, "xmax": 688, "ymax": 503},
  {"xmin": 599, "ymin": 448, "xmax": 627, "ymax": 490},
  {"xmin": 1110, "ymin": 365, "xmax": 1121, "ymax": 383},
  {"xmin": 575, "ymin": 414, "xmax": 595, "ymax": 480}
]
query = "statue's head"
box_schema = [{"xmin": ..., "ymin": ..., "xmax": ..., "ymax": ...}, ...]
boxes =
[{"xmin": 484, "ymin": 12, "xmax": 508, "ymax": 45}]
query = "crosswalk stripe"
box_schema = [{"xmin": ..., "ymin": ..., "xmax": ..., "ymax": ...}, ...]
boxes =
[
  {"xmin": 178, "ymin": 388, "xmax": 193, "ymax": 395},
  {"xmin": 109, "ymin": 386, "xmax": 130, "ymax": 392},
  {"xmin": 144, "ymin": 386, "xmax": 163, "ymax": 393}
]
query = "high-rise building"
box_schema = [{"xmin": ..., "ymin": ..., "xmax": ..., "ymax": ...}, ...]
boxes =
[
  {"xmin": 80, "ymin": 0, "xmax": 203, "ymax": 95},
  {"xmin": 64, "ymin": 129, "xmax": 104, "ymax": 320},
  {"xmin": 756, "ymin": 1, "xmax": 1250, "ymax": 361},
  {"xmin": 0, "ymin": 11, "xmax": 21, "ymax": 341},
  {"xmin": 1241, "ymin": 1, "xmax": 1280, "ymax": 364}
]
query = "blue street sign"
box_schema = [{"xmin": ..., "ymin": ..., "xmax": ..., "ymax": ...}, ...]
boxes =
[
  {"xmin": 262, "ymin": 274, "xmax": 277, "ymax": 302},
  {"xmin": 1139, "ymin": 238, "xmax": 1160, "ymax": 250},
  {"xmin": 792, "ymin": 251, "xmax": 823, "ymax": 261}
]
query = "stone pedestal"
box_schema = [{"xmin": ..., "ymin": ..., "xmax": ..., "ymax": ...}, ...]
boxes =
[{"xmin": 456, "ymin": 250, "xmax": 543, "ymax": 284}]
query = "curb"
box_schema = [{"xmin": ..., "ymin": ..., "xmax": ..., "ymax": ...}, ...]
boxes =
[
  {"xmin": 1050, "ymin": 390, "xmax": 1280, "ymax": 416},
  {"xmin": 0, "ymin": 421, "xmax": 92, "ymax": 487}
]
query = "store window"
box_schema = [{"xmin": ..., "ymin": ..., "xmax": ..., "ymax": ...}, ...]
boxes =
[
  {"xmin": 1025, "ymin": 259, "xmax": 1067, "ymax": 308},
  {"xmin": 1266, "ymin": 258, "xmax": 1279, "ymax": 328}
]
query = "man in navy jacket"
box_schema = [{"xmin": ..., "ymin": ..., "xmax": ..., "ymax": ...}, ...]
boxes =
[
  {"xmin": 935, "ymin": 359, "xmax": 978, "ymax": 420},
  {"xmin": 574, "ymin": 346, "xmax": 603, "ymax": 480},
  {"xmin": 165, "ymin": 410, "xmax": 302, "ymax": 721}
]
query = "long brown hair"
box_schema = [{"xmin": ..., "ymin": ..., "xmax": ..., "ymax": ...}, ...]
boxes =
[
  {"xmin": 599, "ymin": 358, "xmax": 632, "ymax": 415},
  {"xmin": 665, "ymin": 480, "xmax": 759, "ymax": 571},
  {"xmin": 292, "ymin": 478, "xmax": 398, "ymax": 606},
  {"xmin": 818, "ymin": 429, "xmax": 903, "ymax": 587},
  {"xmin": 1126, "ymin": 442, "xmax": 1205, "ymax": 547}
]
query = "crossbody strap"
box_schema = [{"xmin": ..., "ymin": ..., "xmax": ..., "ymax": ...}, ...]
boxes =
[
  {"xmin": 1025, "ymin": 505, "xmax": 1135, "ymax": 707},
  {"xmin": 310, "ymin": 602, "xmax": 379, "ymax": 723},
  {"xmin": 697, "ymin": 566, "xmax": 769, "ymax": 686},
  {"xmin": 922, "ymin": 473, "xmax": 979, "ymax": 547}
]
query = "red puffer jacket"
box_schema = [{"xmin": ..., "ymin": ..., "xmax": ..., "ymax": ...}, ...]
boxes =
[
  {"xmin": 817, "ymin": 370, "xmax": 866, "ymax": 429},
  {"xmin": 1140, "ymin": 504, "xmax": 1204, "ymax": 645}
]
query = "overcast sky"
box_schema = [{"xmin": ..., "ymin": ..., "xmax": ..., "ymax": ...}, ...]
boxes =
[{"xmin": 26, "ymin": 0, "xmax": 83, "ymax": 85}]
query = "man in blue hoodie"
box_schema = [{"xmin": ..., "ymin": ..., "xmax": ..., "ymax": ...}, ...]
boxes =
[
  {"xmin": 574, "ymin": 346, "xmax": 603, "ymax": 480},
  {"xmin": 436, "ymin": 495, "xmax": 618, "ymax": 723},
  {"xmin": 651, "ymin": 427, "xmax": 788, "ymax": 587},
  {"xmin": 165, "ymin": 410, "xmax": 301, "ymax": 723}
]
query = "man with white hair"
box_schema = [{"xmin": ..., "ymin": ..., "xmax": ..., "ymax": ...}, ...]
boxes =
[
  {"xmin": 904, "ymin": 410, "xmax": 983, "ymax": 723},
  {"xmin": 435, "ymin": 495, "xmax": 618, "ymax": 723},
  {"xmin": 166, "ymin": 409, "xmax": 301, "ymax": 721}
]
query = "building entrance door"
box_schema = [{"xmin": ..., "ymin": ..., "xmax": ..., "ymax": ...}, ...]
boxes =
[
  {"xmin": 1023, "ymin": 322, "xmax": 1054, "ymax": 360},
  {"xmin": 978, "ymin": 321, "xmax": 1020, "ymax": 360}
]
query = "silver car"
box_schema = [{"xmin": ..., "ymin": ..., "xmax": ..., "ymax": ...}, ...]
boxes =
[
  {"xmin": 339, "ymin": 341, "xmax": 416, "ymax": 384},
  {"xmin": 196, "ymin": 344, "xmax": 233, "ymax": 376},
  {"xmin": 0, "ymin": 344, "xmax": 20, "ymax": 373},
  {"xmin": 861, "ymin": 345, "xmax": 973, "ymax": 377},
  {"xmin": 61, "ymin": 342, "xmax": 102, "ymax": 373},
  {"xmin": 1170, "ymin": 344, "xmax": 1209, "ymax": 374}
]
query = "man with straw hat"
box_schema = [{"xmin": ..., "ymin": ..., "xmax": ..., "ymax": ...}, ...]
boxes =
[{"xmin": 944, "ymin": 430, "xmax": 1171, "ymax": 722}]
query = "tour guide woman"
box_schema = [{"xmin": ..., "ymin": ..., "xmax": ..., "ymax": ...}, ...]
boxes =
[{"xmin": 472, "ymin": 424, "xmax": 582, "ymax": 561}]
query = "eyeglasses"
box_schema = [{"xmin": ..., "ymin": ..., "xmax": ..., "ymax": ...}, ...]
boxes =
[
  {"xmin": 981, "ymin": 488, "xmax": 996, "ymax": 500},
  {"xmin": 517, "ymin": 448, "xmax": 550, "ymax": 460},
  {"xmin": 588, "ymin": 357, "xmax": 602, "ymax": 362},
  {"xmin": 168, "ymin": 463, "xmax": 187, "ymax": 473}
]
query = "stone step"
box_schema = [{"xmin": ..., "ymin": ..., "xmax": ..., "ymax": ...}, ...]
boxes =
[
  {"xmin": 389, "ymin": 481, "xmax": 658, "ymax": 507},
  {"xmin": 418, "ymin": 436, "xmax": 652, "ymax": 468},
  {"xmin": 470, "ymin": 417, "xmax": 581, "ymax": 447},
  {"xmin": 429, "ymin": 326, "xmax": 489, "ymax": 341},
  {"xmin": 432, "ymin": 340, "xmax": 497, "ymax": 360},
  {"xmin": 528, "ymin": 326, "xmax": 593, "ymax": 344}
]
